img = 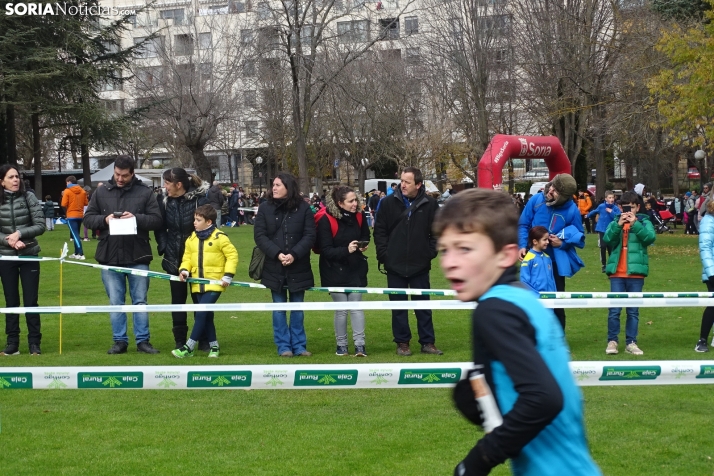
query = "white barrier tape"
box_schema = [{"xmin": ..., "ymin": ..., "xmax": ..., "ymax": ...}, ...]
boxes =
[
  {"xmin": 1, "ymin": 361, "xmax": 713, "ymax": 390},
  {"xmin": 7, "ymin": 243, "xmax": 714, "ymax": 300},
  {"xmin": 0, "ymin": 300, "xmax": 475, "ymax": 315},
  {"xmin": 5, "ymin": 297, "xmax": 714, "ymax": 315},
  {"xmin": 64, "ymin": 259, "xmax": 267, "ymax": 289},
  {"xmin": 0, "ymin": 255, "xmax": 62, "ymax": 262}
]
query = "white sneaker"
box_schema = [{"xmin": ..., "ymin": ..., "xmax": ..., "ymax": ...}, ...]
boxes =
[
  {"xmin": 68, "ymin": 254, "xmax": 77, "ymax": 259},
  {"xmin": 625, "ymin": 342, "xmax": 644, "ymax": 355},
  {"xmin": 606, "ymin": 341, "xmax": 618, "ymax": 355},
  {"xmin": 83, "ymin": 238, "xmax": 90, "ymax": 242},
  {"xmin": 77, "ymin": 255, "xmax": 86, "ymax": 260}
]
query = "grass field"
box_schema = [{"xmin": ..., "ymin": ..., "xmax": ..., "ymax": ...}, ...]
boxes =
[{"xmin": 1, "ymin": 223, "xmax": 714, "ymax": 475}]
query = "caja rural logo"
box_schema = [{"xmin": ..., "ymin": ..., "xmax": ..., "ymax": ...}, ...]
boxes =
[
  {"xmin": 188, "ymin": 371, "xmax": 252, "ymax": 388},
  {"xmin": 696, "ymin": 365, "xmax": 714, "ymax": 379},
  {"xmin": 294, "ymin": 370, "xmax": 358, "ymax": 386},
  {"xmin": 599, "ymin": 366, "xmax": 661, "ymax": 381},
  {"xmin": 0, "ymin": 372, "xmax": 33, "ymax": 389},
  {"xmin": 78, "ymin": 372, "xmax": 143, "ymax": 388},
  {"xmin": 398, "ymin": 368, "xmax": 461, "ymax": 385}
]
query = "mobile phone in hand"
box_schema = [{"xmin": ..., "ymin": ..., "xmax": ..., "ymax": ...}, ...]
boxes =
[
  {"xmin": 356, "ymin": 241, "xmax": 369, "ymax": 248},
  {"xmin": 621, "ymin": 205, "xmax": 631, "ymax": 213}
]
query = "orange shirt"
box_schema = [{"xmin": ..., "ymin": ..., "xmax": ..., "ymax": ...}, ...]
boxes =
[{"xmin": 611, "ymin": 222, "xmax": 644, "ymax": 279}]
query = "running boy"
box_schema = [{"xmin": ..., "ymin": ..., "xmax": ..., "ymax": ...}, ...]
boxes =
[
  {"xmin": 172, "ymin": 204, "xmax": 238, "ymax": 358},
  {"xmin": 603, "ymin": 191, "xmax": 655, "ymax": 356},
  {"xmin": 587, "ymin": 191, "xmax": 621, "ymax": 272},
  {"xmin": 520, "ymin": 226, "xmax": 556, "ymax": 293},
  {"xmin": 435, "ymin": 189, "xmax": 600, "ymax": 476}
]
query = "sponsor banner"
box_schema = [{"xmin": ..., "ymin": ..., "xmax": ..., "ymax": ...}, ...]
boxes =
[
  {"xmin": 2, "ymin": 362, "xmax": 714, "ymax": 390},
  {"xmin": 397, "ymin": 368, "xmax": 462, "ymax": 385}
]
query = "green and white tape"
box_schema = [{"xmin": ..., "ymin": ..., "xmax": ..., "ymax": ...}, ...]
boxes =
[{"xmin": 2, "ymin": 361, "xmax": 713, "ymax": 390}]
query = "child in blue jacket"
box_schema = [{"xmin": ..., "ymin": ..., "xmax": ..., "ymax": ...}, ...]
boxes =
[
  {"xmin": 587, "ymin": 191, "xmax": 621, "ymax": 273},
  {"xmin": 520, "ymin": 226, "xmax": 556, "ymax": 294}
]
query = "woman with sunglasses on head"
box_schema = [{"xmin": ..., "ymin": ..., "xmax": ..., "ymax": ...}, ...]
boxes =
[{"xmin": 0, "ymin": 164, "xmax": 46, "ymax": 355}]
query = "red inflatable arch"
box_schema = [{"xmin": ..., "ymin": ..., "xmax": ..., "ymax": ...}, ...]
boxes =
[{"xmin": 476, "ymin": 134, "xmax": 571, "ymax": 189}]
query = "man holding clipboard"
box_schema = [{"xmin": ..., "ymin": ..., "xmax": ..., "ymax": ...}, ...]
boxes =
[{"xmin": 84, "ymin": 155, "xmax": 163, "ymax": 355}]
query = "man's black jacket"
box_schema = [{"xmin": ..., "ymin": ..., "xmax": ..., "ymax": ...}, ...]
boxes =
[{"xmin": 373, "ymin": 186, "xmax": 439, "ymax": 278}]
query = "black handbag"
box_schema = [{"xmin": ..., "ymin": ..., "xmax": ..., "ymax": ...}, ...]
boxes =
[
  {"xmin": 248, "ymin": 246, "xmax": 265, "ymax": 280},
  {"xmin": 249, "ymin": 212, "xmax": 287, "ymax": 280}
]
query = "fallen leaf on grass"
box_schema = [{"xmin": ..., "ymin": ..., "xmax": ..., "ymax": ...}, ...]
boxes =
[
  {"xmin": 230, "ymin": 315, "xmax": 238, "ymax": 319},
  {"xmin": 646, "ymin": 321, "xmax": 653, "ymax": 325}
]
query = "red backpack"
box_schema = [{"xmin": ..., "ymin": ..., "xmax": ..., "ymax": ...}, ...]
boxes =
[{"xmin": 312, "ymin": 208, "xmax": 363, "ymax": 254}]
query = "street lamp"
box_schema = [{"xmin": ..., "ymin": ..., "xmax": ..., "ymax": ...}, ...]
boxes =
[
  {"xmin": 696, "ymin": 149, "xmax": 707, "ymax": 190},
  {"xmin": 255, "ymin": 156, "xmax": 263, "ymax": 196}
]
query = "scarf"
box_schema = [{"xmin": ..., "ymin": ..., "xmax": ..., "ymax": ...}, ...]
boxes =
[{"xmin": 195, "ymin": 224, "xmax": 216, "ymax": 241}]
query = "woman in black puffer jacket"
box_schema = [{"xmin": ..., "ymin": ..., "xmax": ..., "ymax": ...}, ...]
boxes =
[
  {"xmin": 0, "ymin": 164, "xmax": 46, "ymax": 356},
  {"xmin": 317, "ymin": 185, "xmax": 370, "ymax": 357},
  {"xmin": 155, "ymin": 168, "xmax": 210, "ymax": 348},
  {"xmin": 254, "ymin": 172, "xmax": 315, "ymax": 357}
]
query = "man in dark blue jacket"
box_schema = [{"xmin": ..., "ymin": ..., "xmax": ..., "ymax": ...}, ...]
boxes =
[{"xmin": 373, "ymin": 167, "xmax": 442, "ymax": 356}]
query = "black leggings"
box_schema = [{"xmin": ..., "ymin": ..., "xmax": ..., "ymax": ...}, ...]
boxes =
[
  {"xmin": 0, "ymin": 260, "xmax": 41, "ymax": 345},
  {"xmin": 701, "ymin": 279, "xmax": 714, "ymax": 340}
]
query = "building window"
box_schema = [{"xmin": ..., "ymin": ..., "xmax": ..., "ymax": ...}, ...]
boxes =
[
  {"xmin": 337, "ymin": 20, "xmax": 369, "ymax": 43},
  {"xmin": 244, "ymin": 89, "xmax": 257, "ymax": 108},
  {"xmin": 160, "ymin": 8, "xmax": 184, "ymax": 25},
  {"xmin": 379, "ymin": 18, "xmax": 399, "ymax": 40},
  {"xmin": 381, "ymin": 48, "xmax": 401, "ymax": 61},
  {"xmin": 199, "ymin": 32, "xmax": 212, "ymax": 49},
  {"xmin": 229, "ymin": 0, "xmax": 246, "ymax": 13},
  {"xmin": 135, "ymin": 67, "xmax": 164, "ymax": 87},
  {"xmin": 133, "ymin": 36, "xmax": 164, "ymax": 58},
  {"xmin": 404, "ymin": 16, "xmax": 418, "ymax": 35},
  {"xmin": 256, "ymin": 2, "xmax": 270, "ymax": 20},
  {"xmin": 245, "ymin": 120, "xmax": 259, "ymax": 139},
  {"xmin": 405, "ymin": 47, "xmax": 420, "ymax": 64},
  {"xmin": 100, "ymin": 70, "xmax": 123, "ymax": 91},
  {"xmin": 175, "ymin": 34, "xmax": 194, "ymax": 56},
  {"xmin": 243, "ymin": 60, "xmax": 256, "ymax": 76},
  {"xmin": 103, "ymin": 99, "xmax": 125, "ymax": 115},
  {"xmin": 199, "ymin": 63, "xmax": 212, "ymax": 82}
]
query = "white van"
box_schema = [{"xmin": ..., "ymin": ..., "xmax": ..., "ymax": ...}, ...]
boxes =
[
  {"xmin": 529, "ymin": 182, "xmax": 549, "ymax": 196},
  {"xmin": 363, "ymin": 178, "xmax": 440, "ymax": 195}
]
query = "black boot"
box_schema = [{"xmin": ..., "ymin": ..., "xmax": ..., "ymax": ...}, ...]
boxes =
[{"xmin": 172, "ymin": 325, "xmax": 188, "ymax": 350}]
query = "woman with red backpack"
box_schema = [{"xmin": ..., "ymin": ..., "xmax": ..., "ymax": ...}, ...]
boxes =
[{"xmin": 316, "ymin": 185, "xmax": 371, "ymax": 357}]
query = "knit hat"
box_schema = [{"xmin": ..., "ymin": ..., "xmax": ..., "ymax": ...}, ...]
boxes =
[
  {"xmin": 685, "ymin": 192, "xmax": 692, "ymax": 197},
  {"xmin": 634, "ymin": 183, "xmax": 645, "ymax": 196},
  {"xmin": 545, "ymin": 173, "xmax": 577, "ymax": 207}
]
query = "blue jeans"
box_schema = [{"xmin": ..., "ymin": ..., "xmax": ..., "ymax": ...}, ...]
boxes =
[
  {"xmin": 189, "ymin": 291, "xmax": 221, "ymax": 343},
  {"xmin": 607, "ymin": 277, "xmax": 644, "ymax": 344},
  {"xmin": 271, "ymin": 289, "xmax": 306, "ymax": 355},
  {"xmin": 67, "ymin": 218, "xmax": 84, "ymax": 256},
  {"xmin": 101, "ymin": 265, "xmax": 151, "ymax": 344}
]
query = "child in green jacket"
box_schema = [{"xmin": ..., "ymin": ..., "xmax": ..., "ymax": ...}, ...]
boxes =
[{"xmin": 603, "ymin": 191, "xmax": 656, "ymax": 356}]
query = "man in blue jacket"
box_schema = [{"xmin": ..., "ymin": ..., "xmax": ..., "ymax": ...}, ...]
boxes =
[{"xmin": 518, "ymin": 173, "xmax": 583, "ymax": 329}]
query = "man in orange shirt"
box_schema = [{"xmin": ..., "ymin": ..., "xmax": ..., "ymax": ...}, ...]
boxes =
[
  {"xmin": 602, "ymin": 191, "xmax": 656, "ymax": 356},
  {"xmin": 61, "ymin": 175, "xmax": 88, "ymax": 260}
]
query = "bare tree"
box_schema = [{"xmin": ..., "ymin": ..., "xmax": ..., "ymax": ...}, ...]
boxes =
[
  {"xmin": 253, "ymin": 0, "xmax": 418, "ymax": 192},
  {"xmin": 511, "ymin": 0, "xmax": 621, "ymax": 188},
  {"xmin": 420, "ymin": 0, "xmax": 518, "ymax": 182},
  {"xmin": 132, "ymin": 10, "xmax": 250, "ymax": 181}
]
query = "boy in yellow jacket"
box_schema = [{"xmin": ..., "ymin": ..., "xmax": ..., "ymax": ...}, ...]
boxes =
[{"xmin": 172, "ymin": 204, "xmax": 238, "ymax": 358}]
